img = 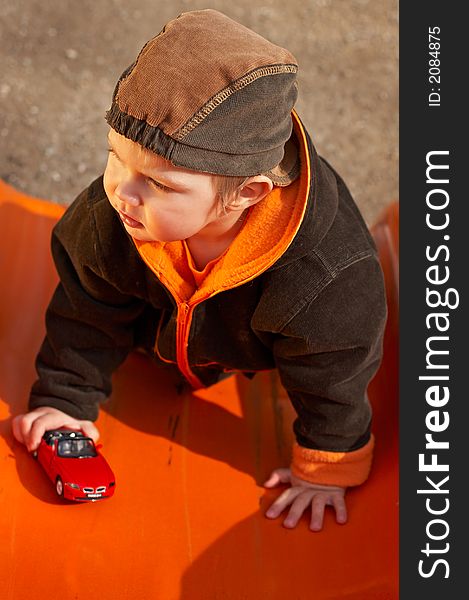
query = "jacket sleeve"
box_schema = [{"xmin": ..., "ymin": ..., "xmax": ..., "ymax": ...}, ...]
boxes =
[
  {"xmin": 272, "ymin": 255, "xmax": 387, "ymax": 488},
  {"xmin": 28, "ymin": 188, "xmax": 147, "ymax": 421}
]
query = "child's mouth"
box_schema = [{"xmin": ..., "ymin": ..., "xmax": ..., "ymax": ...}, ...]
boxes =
[{"xmin": 119, "ymin": 210, "xmax": 143, "ymax": 229}]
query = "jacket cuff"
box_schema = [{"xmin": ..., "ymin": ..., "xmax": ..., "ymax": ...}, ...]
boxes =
[{"xmin": 290, "ymin": 434, "xmax": 375, "ymax": 488}]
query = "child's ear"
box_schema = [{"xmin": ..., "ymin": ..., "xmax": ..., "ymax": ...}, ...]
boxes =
[{"xmin": 230, "ymin": 176, "xmax": 274, "ymax": 210}]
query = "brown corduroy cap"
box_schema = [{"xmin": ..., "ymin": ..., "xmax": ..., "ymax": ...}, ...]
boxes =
[{"xmin": 105, "ymin": 9, "xmax": 300, "ymax": 186}]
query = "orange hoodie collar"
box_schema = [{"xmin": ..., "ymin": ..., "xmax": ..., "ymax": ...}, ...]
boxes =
[{"xmin": 133, "ymin": 110, "xmax": 311, "ymax": 305}]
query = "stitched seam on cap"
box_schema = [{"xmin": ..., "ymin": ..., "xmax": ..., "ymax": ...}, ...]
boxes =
[{"xmin": 174, "ymin": 64, "xmax": 298, "ymax": 140}]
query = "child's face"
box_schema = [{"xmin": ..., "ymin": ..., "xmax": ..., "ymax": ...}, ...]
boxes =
[{"xmin": 103, "ymin": 129, "xmax": 222, "ymax": 243}]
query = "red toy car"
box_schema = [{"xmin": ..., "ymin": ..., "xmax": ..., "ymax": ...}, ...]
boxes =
[{"xmin": 34, "ymin": 429, "xmax": 116, "ymax": 501}]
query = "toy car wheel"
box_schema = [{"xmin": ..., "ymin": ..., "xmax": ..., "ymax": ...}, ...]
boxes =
[{"xmin": 55, "ymin": 477, "xmax": 64, "ymax": 497}]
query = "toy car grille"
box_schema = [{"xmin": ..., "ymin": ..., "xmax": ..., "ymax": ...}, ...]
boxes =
[{"xmin": 83, "ymin": 486, "xmax": 106, "ymax": 494}]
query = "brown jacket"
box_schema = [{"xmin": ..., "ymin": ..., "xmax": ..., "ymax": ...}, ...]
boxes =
[{"xmin": 29, "ymin": 112, "xmax": 387, "ymax": 487}]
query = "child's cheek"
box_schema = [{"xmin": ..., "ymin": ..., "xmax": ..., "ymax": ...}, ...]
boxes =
[
  {"xmin": 103, "ymin": 162, "xmax": 117, "ymax": 200},
  {"xmin": 103, "ymin": 169, "xmax": 111, "ymax": 201}
]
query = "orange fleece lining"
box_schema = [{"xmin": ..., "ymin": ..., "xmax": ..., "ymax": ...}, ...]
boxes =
[{"xmin": 290, "ymin": 435, "xmax": 375, "ymax": 488}]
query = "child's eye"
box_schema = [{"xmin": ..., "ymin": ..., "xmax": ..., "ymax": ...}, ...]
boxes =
[
  {"xmin": 107, "ymin": 147, "xmax": 119, "ymax": 160},
  {"xmin": 107, "ymin": 148, "xmax": 169, "ymax": 192},
  {"xmin": 146, "ymin": 177, "xmax": 170, "ymax": 192}
]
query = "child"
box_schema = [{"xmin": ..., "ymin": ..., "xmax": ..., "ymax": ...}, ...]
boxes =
[{"xmin": 12, "ymin": 9, "xmax": 387, "ymax": 532}]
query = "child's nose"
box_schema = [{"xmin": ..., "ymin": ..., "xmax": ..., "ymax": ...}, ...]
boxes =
[{"xmin": 115, "ymin": 182, "xmax": 142, "ymax": 207}]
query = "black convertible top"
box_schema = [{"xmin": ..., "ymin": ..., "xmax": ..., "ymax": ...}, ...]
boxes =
[{"xmin": 43, "ymin": 429, "xmax": 91, "ymax": 445}]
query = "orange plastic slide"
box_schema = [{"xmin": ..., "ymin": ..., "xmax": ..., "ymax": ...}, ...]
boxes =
[{"xmin": 0, "ymin": 179, "xmax": 398, "ymax": 599}]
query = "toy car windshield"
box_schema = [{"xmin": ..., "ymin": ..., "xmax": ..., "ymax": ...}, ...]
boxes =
[{"xmin": 57, "ymin": 438, "xmax": 97, "ymax": 458}]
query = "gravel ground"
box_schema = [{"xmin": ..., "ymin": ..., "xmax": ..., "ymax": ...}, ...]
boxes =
[{"xmin": 0, "ymin": 0, "xmax": 397, "ymax": 225}]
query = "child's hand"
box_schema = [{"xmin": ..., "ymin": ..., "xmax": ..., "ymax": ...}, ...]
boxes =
[
  {"xmin": 12, "ymin": 407, "xmax": 99, "ymax": 453},
  {"xmin": 263, "ymin": 467, "xmax": 347, "ymax": 531}
]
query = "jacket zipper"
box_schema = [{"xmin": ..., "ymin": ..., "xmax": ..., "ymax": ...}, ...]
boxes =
[{"xmin": 176, "ymin": 301, "xmax": 204, "ymax": 389}]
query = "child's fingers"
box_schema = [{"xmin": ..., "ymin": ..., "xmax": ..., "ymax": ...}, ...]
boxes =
[
  {"xmin": 263, "ymin": 474, "xmax": 278, "ymax": 487},
  {"xmin": 80, "ymin": 421, "xmax": 100, "ymax": 443},
  {"xmin": 265, "ymin": 486, "xmax": 303, "ymax": 519},
  {"xmin": 28, "ymin": 412, "xmax": 80, "ymax": 451},
  {"xmin": 12, "ymin": 414, "xmax": 26, "ymax": 444},
  {"xmin": 12, "ymin": 408, "xmax": 98, "ymax": 452},
  {"xmin": 332, "ymin": 493, "xmax": 347, "ymax": 524},
  {"xmin": 16, "ymin": 410, "xmax": 46, "ymax": 448},
  {"xmin": 283, "ymin": 491, "xmax": 315, "ymax": 528},
  {"xmin": 263, "ymin": 468, "xmax": 291, "ymax": 487},
  {"xmin": 309, "ymin": 494, "xmax": 328, "ymax": 531},
  {"xmin": 29, "ymin": 415, "xmax": 58, "ymax": 451}
]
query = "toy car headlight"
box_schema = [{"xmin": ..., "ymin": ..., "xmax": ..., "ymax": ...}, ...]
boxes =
[{"xmin": 65, "ymin": 482, "xmax": 80, "ymax": 489}]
